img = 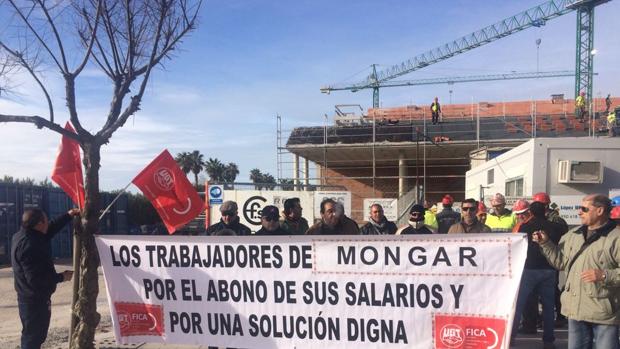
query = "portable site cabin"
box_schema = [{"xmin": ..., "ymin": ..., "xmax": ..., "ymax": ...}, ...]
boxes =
[{"xmin": 465, "ymin": 137, "xmax": 620, "ymax": 225}]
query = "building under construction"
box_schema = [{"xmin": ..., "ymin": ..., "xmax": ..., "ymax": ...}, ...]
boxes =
[{"xmin": 281, "ymin": 96, "xmax": 617, "ymax": 223}]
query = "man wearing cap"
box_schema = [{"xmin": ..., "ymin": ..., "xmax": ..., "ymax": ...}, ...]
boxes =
[
  {"xmin": 511, "ymin": 202, "xmax": 567, "ymax": 348},
  {"xmin": 280, "ymin": 198, "xmax": 309, "ymax": 235},
  {"xmin": 448, "ymin": 199, "xmax": 492, "ymax": 234},
  {"xmin": 436, "ymin": 194, "xmax": 461, "ymax": 234},
  {"xmin": 256, "ymin": 205, "xmax": 289, "ymax": 235},
  {"xmin": 306, "ymin": 199, "xmax": 360, "ymax": 235},
  {"xmin": 398, "ymin": 204, "xmax": 434, "ymax": 235},
  {"xmin": 205, "ymin": 200, "xmax": 251, "ymax": 236},
  {"xmin": 361, "ymin": 203, "xmax": 398, "ymax": 235},
  {"xmin": 486, "ymin": 193, "xmax": 517, "ymax": 232},
  {"xmin": 533, "ymin": 194, "xmax": 620, "ymax": 349}
]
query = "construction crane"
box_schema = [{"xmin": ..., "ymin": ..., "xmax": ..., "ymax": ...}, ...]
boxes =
[
  {"xmin": 320, "ymin": 0, "xmax": 612, "ymax": 108},
  {"xmin": 321, "ymin": 70, "xmax": 576, "ymax": 93}
]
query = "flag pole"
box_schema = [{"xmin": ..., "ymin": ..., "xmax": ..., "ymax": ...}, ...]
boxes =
[{"xmin": 99, "ymin": 181, "xmax": 132, "ymax": 220}]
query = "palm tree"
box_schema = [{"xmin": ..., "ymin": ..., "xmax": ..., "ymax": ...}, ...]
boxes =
[
  {"xmin": 188, "ymin": 150, "xmax": 205, "ymax": 188},
  {"xmin": 223, "ymin": 162, "xmax": 239, "ymax": 183},
  {"xmin": 250, "ymin": 168, "xmax": 263, "ymax": 190},
  {"xmin": 204, "ymin": 157, "xmax": 225, "ymax": 183},
  {"xmin": 175, "ymin": 151, "xmax": 192, "ymax": 175}
]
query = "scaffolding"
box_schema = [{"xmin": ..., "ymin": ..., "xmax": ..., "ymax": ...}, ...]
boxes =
[{"xmin": 276, "ymin": 97, "xmax": 612, "ymax": 222}]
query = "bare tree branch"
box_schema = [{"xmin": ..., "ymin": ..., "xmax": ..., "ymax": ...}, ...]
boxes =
[
  {"xmin": 35, "ymin": 0, "xmax": 69, "ymax": 72},
  {"xmin": 7, "ymin": 0, "xmax": 66, "ymax": 73},
  {"xmin": 73, "ymin": 0, "xmax": 102, "ymax": 77},
  {"xmin": 0, "ymin": 40, "xmax": 55, "ymax": 123},
  {"xmin": 0, "ymin": 114, "xmax": 82, "ymax": 141}
]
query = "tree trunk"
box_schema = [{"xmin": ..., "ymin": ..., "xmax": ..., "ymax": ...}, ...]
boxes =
[
  {"xmin": 194, "ymin": 173, "xmax": 199, "ymax": 188},
  {"xmin": 70, "ymin": 142, "xmax": 102, "ymax": 349}
]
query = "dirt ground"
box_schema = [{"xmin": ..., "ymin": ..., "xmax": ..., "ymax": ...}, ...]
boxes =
[{"xmin": 0, "ymin": 259, "xmax": 116, "ymax": 349}]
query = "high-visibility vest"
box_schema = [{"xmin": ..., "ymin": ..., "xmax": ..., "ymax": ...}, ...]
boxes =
[
  {"xmin": 608, "ymin": 112, "xmax": 616, "ymax": 125},
  {"xmin": 432, "ymin": 103, "xmax": 438, "ymax": 112},
  {"xmin": 576, "ymin": 95, "xmax": 585, "ymax": 107},
  {"xmin": 424, "ymin": 211, "xmax": 438, "ymax": 230},
  {"xmin": 485, "ymin": 212, "xmax": 517, "ymax": 232}
]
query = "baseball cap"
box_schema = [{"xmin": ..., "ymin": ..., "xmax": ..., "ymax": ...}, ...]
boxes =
[
  {"xmin": 410, "ymin": 204, "xmax": 425, "ymax": 215},
  {"xmin": 220, "ymin": 201, "xmax": 238, "ymax": 214},
  {"xmin": 261, "ymin": 205, "xmax": 280, "ymax": 221}
]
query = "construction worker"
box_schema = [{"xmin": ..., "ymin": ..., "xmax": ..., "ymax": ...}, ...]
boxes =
[
  {"xmin": 486, "ymin": 193, "xmax": 517, "ymax": 232},
  {"xmin": 423, "ymin": 199, "xmax": 438, "ymax": 232},
  {"xmin": 533, "ymin": 192, "xmax": 568, "ymax": 228},
  {"xmin": 512, "ymin": 199, "xmax": 531, "ymax": 232},
  {"xmin": 436, "ymin": 194, "xmax": 461, "ymax": 234},
  {"xmin": 431, "ymin": 97, "xmax": 441, "ymax": 125},
  {"xmin": 607, "ymin": 109, "xmax": 617, "ymax": 137},
  {"xmin": 605, "ymin": 94, "xmax": 612, "ymax": 114},
  {"xmin": 575, "ymin": 91, "xmax": 586, "ymax": 120}
]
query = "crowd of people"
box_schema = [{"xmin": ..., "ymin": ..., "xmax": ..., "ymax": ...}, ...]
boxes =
[
  {"xmin": 202, "ymin": 192, "xmax": 620, "ymax": 349},
  {"xmin": 12, "ymin": 191, "xmax": 620, "ymax": 349}
]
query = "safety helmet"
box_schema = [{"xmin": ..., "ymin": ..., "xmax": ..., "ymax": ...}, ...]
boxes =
[
  {"xmin": 533, "ymin": 192, "xmax": 551, "ymax": 205},
  {"xmin": 512, "ymin": 199, "xmax": 530, "ymax": 214},
  {"xmin": 611, "ymin": 206, "xmax": 620, "ymax": 220},
  {"xmin": 612, "ymin": 196, "xmax": 620, "ymax": 207},
  {"xmin": 477, "ymin": 201, "xmax": 487, "ymax": 214},
  {"xmin": 442, "ymin": 195, "xmax": 454, "ymax": 205}
]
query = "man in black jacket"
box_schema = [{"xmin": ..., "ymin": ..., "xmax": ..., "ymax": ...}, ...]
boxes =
[
  {"xmin": 205, "ymin": 200, "xmax": 251, "ymax": 236},
  {"xmin": 255, "ymin": 205, "xmax": 289, "ymax": 235},
  {"xmin": 511, "ymin": 201, "xmax": 567, "ymax": 348},
  {"xmin": 360, "ymin": 204, "xmax": 397, "ymax": 235},
  {"xmin": 11, "ymin": 207, "xmax": 79, "ymax": 349}
]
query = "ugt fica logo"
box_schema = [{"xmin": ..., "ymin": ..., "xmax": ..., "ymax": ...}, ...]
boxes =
[
  {"xmin": 153, "ymin": 168, "xmax": 174, "ymax": 191},
  {"xmin": 434, "ymin": 314, "xmax": 506, "ymax": 349},
  {"xmin": 115, "ymin": 302, "xmax": 164, "ymax": 337}
]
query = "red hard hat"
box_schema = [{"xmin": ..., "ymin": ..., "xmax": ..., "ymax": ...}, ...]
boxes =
[
  {"xmin": 477, "ymin": 201, "xmax": 487, "ymax": 213},
  {"xmin": 532, "ymin": 192, "xmax": 551, "ymax": 205},
  {"xmin": 512, "ymin": 199, "xmax": 530, "ymax": 214},
  {"xmin": 611, "ymin": 206, "xmax": 620, "ymax": 220},
  {"xmin": 442, "ymin": 195, "xmax": 454, "ymax": 205}
]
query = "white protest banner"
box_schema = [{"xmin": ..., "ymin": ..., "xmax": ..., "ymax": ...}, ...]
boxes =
[
  {"xmin": 210, "ymin": 190, "xmax": 315, "ymax": 232},
  {"xmin": 96, "ymin": 234, "xmax": 527, "ymax": 349},
  {"xmin": 314, "ymin": 191, "xmax": 352, "ymax": 218},
  {"xmin": 363, "ymin": 198, "xmax": 398, "ymax": 221}
]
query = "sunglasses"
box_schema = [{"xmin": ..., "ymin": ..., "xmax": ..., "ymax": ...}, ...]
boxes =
[
  {"xmin": 262, "ymin": 216, "xmax": 279, "ymax": 222},
  {"xmin": 222, "ymin": 211, "xmax": 236, "ymax": 216},
  {"xmin": 578, "ymin": 206, "xmax": 590, "ymax": 213},
  {"xmin": 462, "ymin": 207, "xmax": 476, "ymax": 212}
]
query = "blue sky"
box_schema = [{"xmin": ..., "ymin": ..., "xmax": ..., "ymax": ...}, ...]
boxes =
[{"xmin": 1, "ymin": 0, "xmax": 619, "ymax": 190}]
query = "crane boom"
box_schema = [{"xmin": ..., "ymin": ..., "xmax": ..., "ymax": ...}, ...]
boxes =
[
  {"xmin": 322, "ymin": 0, "xmax": 612, "ymax": 108},
  {"xmin": 321, "ymin": 71, "xmax": 576, "ymax": 92}
]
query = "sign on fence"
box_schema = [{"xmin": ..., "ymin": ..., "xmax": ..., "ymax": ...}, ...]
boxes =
[
  {"xmin": 362, "ymin": 198, "xmax": 398, "ymax": 221},
  {"xmin": 96, "ymin": 234, "xmax": 527, "ymax": 348}
]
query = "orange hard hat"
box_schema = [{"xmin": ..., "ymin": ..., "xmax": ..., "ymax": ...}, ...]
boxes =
[
  {"xmin": 442, "ymin": 195, "xmax": 454, "ymax": 205},
  {"xmin": 477, "ymin": 201, "xmax": 487, "ymax": 213},
  {"xmin": 512, "ymin": 199, "xmax": 530, "ymax": 214},
  {"xmin": 611, "ymin": 206, "xmax": 620, "ymax": 220},
  {"xmin": 533, "ymin": 192, "xmax": 551, "ymax": 205}
]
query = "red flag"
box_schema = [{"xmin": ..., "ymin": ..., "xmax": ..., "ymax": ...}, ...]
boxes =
[
  {"xmin": 132, "ymin": 150, "xmax": 204, "ymax": 234},
  {"xmin": 51, "ymin": 122, "xmax": 85, "ymax": 208}
]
